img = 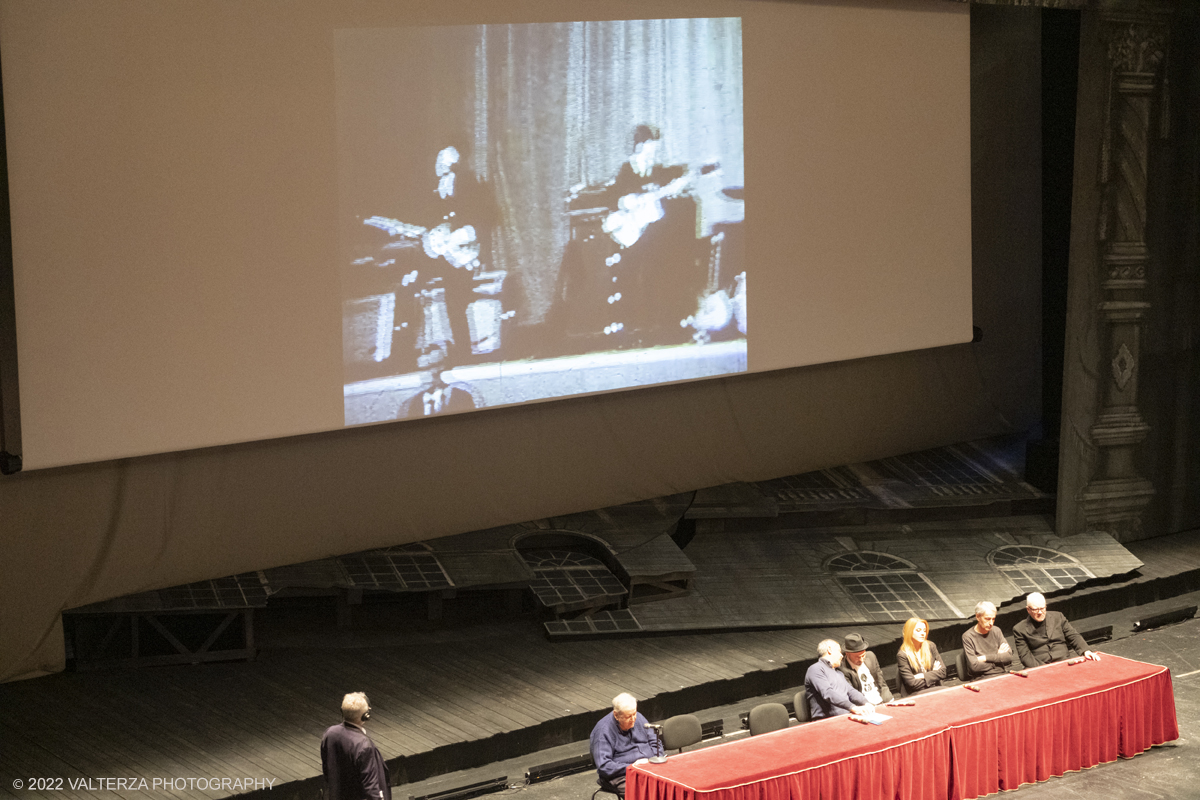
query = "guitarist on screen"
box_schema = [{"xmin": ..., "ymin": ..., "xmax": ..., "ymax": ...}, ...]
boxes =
[
  {"xmin": 551, "ymin": 124, "xmax": 701, "ymax": 352},
  {"xmin": 599, "ymin": 125, "xmax": 691, "ymax": 249},
  {"xmin": 363, "ymin": 144, "xmax": 502, "ymax": 371}
]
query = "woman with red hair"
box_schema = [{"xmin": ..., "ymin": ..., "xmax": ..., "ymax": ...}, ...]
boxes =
[{"xmin": 897, "ymin": 617, "xmax": 949, "ymax": 697}]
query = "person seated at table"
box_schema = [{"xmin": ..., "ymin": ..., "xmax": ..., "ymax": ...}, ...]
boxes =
[
  {"xmin": 962, "ymin": 600, "xmax": 1013, "ymax": 680},
  {"xmin": 897, "ymin": 617, "xmax": 949, "ymax": 696},
  {"xmin": 838, "ymin": 632, "xmax": 893, "ymax": 704},
  {"xmin": 1012, "ymin": 592, "xmax": 1101, "ymax": 668},
  {"xmin": 589, "ymin": 692, "xmax": 661, "ymax": 797},
  {"xmin": 805, "ymin": 639, "xmax": 874, "ymax": 720}
]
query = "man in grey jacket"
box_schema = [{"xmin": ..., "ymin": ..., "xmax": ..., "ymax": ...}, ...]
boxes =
[
  {"xmin": 838, "ymin": 632, "xmax": 893, "ymax": 704},
  {"xmin": 1013, "ymin": 592, "xmax": 1100, "ymax": 668}
]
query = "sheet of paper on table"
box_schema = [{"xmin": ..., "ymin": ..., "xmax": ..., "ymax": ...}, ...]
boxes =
[{"xmin": 850, "ymin": 712, "xmax": 893, "ymax": 725}]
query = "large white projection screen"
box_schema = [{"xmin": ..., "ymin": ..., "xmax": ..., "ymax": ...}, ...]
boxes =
[
  {"xmin": 0, "ymin": 0, "xmax": 970, "ymax": 470},
  {"xmin": 338, "ymin": 20, "xmax": 746, "ymax": 424}
]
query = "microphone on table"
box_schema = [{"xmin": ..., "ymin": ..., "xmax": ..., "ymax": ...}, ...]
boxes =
[
  {"xmin": 964, "ymin": 684, "xmax": 981, "ymax": 693},
  {"xmin": 644, "ymin": 723, "xmax": 667, "ymax": 764},
  {"xmin": 1011, "ymin": 670, "xmax": 1030, "ymax": 678}
]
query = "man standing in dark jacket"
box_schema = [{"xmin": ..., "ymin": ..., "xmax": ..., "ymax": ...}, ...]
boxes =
[
  {"xmin": 838, "ymin": 632, "xmax": 893, "ymax": 704},
  {"xmin": 321, "ymin": 692, "xmax": 390, "ymax": 800},
  {"xmin": 1013, "ymin": 592, "xmax": 1100, "ymax": 668}
]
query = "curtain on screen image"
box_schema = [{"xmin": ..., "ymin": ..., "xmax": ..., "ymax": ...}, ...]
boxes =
[{"xmin": 340, "ymin": 18, "xmax": 744, "ymax": 407}]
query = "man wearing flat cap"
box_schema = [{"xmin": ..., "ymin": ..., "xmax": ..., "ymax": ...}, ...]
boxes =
[{"xmin": 838, "ymin": 632, "xmax": 893, "ymax": 705}]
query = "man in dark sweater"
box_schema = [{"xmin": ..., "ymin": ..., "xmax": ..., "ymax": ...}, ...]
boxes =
[
  {"xmin": 961, "ymin": 600, "xmax": 1013, "ymax": 679},
  {"xmin": 1013, "ymin": 592, "xmax": 1100, "ymax": 668},
  {"xmin": 589, "ymin": 692, "xmax": 662, "ymax": 797}
]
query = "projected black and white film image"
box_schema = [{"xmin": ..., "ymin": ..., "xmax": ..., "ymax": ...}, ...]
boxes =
[{"xmin": 338, "ymin": 18, "xmax": 745, "ymax": 424}]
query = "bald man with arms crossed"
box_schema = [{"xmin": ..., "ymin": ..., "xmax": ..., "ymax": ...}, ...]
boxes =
[{"xmin": 1013, "ymin": 592, "xmax": 1100, "ymax": 668}]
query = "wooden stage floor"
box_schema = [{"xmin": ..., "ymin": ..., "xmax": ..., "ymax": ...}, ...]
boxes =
[
  {"xmin": 405, "ymin": 609, "xmax": 1200, "ymax": 800},
  {"xmin": 1, "ymin": 526, "xmax": 1198, "ymax": 800}
]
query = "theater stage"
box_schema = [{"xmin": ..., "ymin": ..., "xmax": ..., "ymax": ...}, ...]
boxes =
[
  {"xmin": 405, "ymin": 609, "xmax": 1199, "ymax": 800},
  {"xmin": 0, "ymin": 527, "xmax": 1197, "ymax": 800}
]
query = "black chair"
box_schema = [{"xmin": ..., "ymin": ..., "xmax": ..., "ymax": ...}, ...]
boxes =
[
  {"xmin": 592, "ymin": 778, "xmax": 622, "ymax": 800},
  {"xmin": 747, "ymin": 702, "xmax": 789, "ymax": 736},
  {"xmin": 590, "ymin": 740, "xmax": 622, "ymax": 800},
  {"xmin": 792, "ymin": 690, "xmax": 811, "ymax": 723},
  {"xmin": 660, "ymin": 714, "xmax": 702, "ymax": 753},
  {"xmin": 956, "ymin": 650, "xmax": 971, "ymax": 682}
]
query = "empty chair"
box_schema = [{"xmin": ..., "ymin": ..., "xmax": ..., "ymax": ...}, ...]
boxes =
[
  {"xmin": 660, "ymin": 714, "xmax": 703, "ymax": 753},
  {"xmin": 748, "ymin": 702, "xmax": 789, "ymax": 736},
  {"xmin": 956, "ymin": 650, "xmax": 971, "ymax": 682},
  {"xmin": 792, "ymin": 690, "xmax": 811, "ymax": 723}
]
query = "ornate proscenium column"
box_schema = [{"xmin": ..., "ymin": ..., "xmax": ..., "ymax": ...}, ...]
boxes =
[{"xmin": 1078, "ymin": 10, "xmax": 1169, "ymax": 539}]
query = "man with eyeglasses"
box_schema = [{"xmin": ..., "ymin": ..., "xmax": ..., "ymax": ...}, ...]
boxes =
[
  {"xmin": 1013, "ymin": 592, "xmax": 1101, "ymax": 668},
  {"xmin": 590, "ymin": 692, "xmax": 662, "ymax": 798}
]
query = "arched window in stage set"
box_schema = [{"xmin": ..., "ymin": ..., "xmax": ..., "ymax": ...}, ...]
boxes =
[
  {"xmin": 515, "ymin": 533, "xmax": 640, "ymax": 635},
  {"xmin": 826, "ymin": 552, "xmax": 960, "ymax": 622},
  {"xmin": 989, "ymin": 546, "xmax": 1094, "ymax": 594},
  {"xmin": 519, "ymin": 548, "xmax": 627, "ymax": 613},
  {"xmin": 337, "ymin": 543, "xmax": 453, "ymax": 591}
]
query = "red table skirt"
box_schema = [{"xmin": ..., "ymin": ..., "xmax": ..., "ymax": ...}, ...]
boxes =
[
  {"xmin": 947, "ymin": 656, "xmax": 1180, "ymax": 799},
  {"xmin": 632, "ymin": 731, "xmax": 951, "ymax": 800},
  {"xmin": 627, "ymin": 655, "xmax": 1179, "ymax": 800}
]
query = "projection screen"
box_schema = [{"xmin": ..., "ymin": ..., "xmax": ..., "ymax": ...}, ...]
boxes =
[{"xmin": 0, "ymin": 0, "xmax": 970, "ymax": 470}]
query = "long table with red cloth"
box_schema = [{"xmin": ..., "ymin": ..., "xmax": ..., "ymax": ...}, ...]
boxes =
[{"xmin": 626, "ymin": 654, "xmax": 1178, "ymax": 800}]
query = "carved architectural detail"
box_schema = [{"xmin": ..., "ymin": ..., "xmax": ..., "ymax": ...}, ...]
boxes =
[
  {"xmin": 956, "ymin": 0, "xmax": 1089, "ymax": 8},
  {"xmin": 1071, "ymin": 2, "xmax": 1177, "ymax": 541},
  {"xmin": 1080, "ymin": 477, "xmax": 1154, "ymax": 540},
  {"xmin": 1106, "ymin": 23, "xmax": 1166, "ymax": 73},
  {"xmin": 955, "ymin": 0, "xmax": 1178, "ymax": 12},
  {"xmin": 955, "ymin": 1, "xmax": 1178, "ymax": 12},
  {"xmin": 1112, "ymin": 343, "xmax": 1136, "ymax": 389}
]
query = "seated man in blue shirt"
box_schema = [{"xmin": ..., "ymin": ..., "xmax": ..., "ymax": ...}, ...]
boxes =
[
  {"xmin": 589, "ymin": 692, "xmax": 662, "ymax": 797},
  {"xmin": 805, "ymin": 639, "xmax": 875, "ymax": 720}
]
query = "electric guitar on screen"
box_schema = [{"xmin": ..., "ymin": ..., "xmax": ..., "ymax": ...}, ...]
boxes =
[
  {"xmin": 601, "ymin": 174, "xmax": 692, "ymax": 249},
  {"xmin": 364, "ymin": 215, "xmax": 480, "ymax": 269}
]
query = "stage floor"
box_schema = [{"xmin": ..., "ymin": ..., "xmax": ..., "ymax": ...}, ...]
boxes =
[
  {"xmin": 406, "ymin": 610, "xmax": 1199, "ymax": 800},
  {"xmin": 1, "ymin": 528, "xmax": 1197, "ymax": 800}
]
